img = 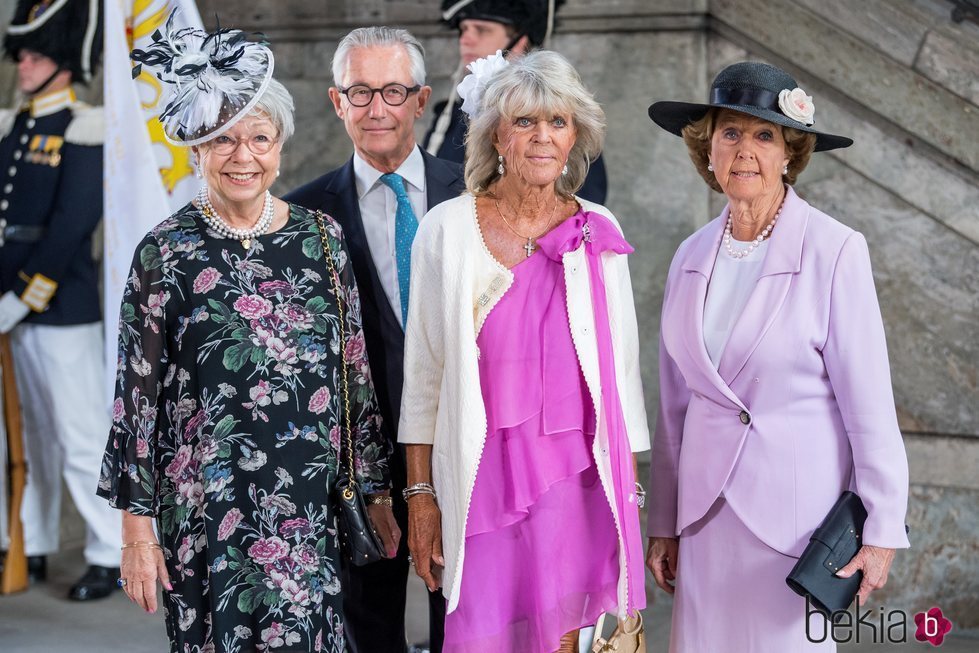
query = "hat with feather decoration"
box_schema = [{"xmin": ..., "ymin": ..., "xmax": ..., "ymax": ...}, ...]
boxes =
[
  {"xmin": 4, "ymin": 0, "xmax": 103, "ymax": 84},
  {"xmin": 130, "ymin": 12, "xmax": 274, "ymax": 147}
]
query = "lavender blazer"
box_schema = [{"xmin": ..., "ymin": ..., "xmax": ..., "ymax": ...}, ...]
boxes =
[{"xmin": 647, "ymin": 186, "xmax": 910, "ymax": 555}]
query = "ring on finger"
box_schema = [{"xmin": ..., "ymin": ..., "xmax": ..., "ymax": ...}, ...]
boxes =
[{"xmin": 117, "ymin": 578, "xmax": 128, "ymax": 587}]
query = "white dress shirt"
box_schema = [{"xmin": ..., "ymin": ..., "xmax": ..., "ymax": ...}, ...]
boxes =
[
  {"xmin": 352, "ymin": 145, "xmax": 428, "ymax": 327},
  {"xmin": 703, "ymin": 239, "xmax": 770, "ymax": 368}
]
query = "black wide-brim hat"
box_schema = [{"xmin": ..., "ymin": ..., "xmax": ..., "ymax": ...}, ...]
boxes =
[{"xmin": 648, "ymin": 61, "xmax": 852, "ymax": 152}]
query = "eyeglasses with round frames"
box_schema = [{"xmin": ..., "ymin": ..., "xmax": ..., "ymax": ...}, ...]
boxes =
[
  {"xmin": 340, "ymin": 83, "xmax": 422, "ymax": 107},
  {"xmin": 207, "ymin": 131, "xmax": 279, "ymax": 156}
]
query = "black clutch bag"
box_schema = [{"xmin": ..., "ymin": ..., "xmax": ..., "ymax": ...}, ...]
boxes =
[
  {"xmin": 786, "ymin": 491, "xmax": 866, "ymax": 622},
  {"xmin": 316, "ymin": 212, "xmax": 386, "ymax": 567}
]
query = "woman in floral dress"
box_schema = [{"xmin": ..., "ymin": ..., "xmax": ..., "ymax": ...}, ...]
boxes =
[{"xmin": 97, "ymin": 21, "xmax": 396, "ymax": 653}]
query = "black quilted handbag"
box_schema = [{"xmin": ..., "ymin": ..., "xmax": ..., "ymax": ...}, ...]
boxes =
[{"xmin": 316, "ymin": 212, "xmax": 385, "ymax": 566}]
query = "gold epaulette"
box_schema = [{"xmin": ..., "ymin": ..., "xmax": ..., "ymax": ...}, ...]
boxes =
[{"xmin": 18, "ymin": 271, "xmax": 57, "ymax": 312}]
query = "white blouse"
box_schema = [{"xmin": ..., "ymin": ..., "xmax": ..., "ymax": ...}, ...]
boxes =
[{"xmin": 703, "ymin": 239, "xmax": 770, "ymax": 368}]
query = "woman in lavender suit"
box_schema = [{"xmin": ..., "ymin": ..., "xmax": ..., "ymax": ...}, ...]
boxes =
[{"xmin": 645, "ymin": 62, "xmax": 910, "ymax": 652}]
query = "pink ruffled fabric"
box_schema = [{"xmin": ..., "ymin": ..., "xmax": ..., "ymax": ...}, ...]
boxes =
[{"xmin": 444, "ymin": 211, "xmax": 639, "ymax": 653}]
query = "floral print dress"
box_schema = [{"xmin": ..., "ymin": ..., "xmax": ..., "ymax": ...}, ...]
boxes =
[{"xmin": 98, "ymin": 203, "xmax": 391, "ymax": 653}]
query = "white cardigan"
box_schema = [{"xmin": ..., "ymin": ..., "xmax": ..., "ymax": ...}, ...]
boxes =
[{"xmin": 398, "ymin": 193, "xmax": 650, "ymax": 614}]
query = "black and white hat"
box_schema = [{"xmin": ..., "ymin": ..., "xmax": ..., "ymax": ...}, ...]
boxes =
[
  {"xmin": 130, "ymin": 13, "xmax": 274, "ymax": 147},
  {"xmin": 3, "ymin": 0, "xmax": 103, "ymax": 84},
  {"xmin": 648, "ymin": 61, "xmax": 853, "ymax": 152}
]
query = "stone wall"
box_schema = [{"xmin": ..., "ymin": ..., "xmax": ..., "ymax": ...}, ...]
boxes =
[{"xmin": 1, "ymin": 0, "xmax": 975, "ymax": 631}]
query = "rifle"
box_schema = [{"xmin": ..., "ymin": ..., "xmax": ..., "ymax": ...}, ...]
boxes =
[{"xmin": 0, "ymin": 332, "xmax": 27, "ymax": 593}]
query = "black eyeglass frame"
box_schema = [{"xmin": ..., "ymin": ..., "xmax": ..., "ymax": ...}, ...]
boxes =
[{"xmin": 339, "ymin": 83, "xmax": 422, "ymax": 107}]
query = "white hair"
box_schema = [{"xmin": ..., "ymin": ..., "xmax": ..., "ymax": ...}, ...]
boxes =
[
  {"xmin": 465, "ymin": 50, "xmax": 606, "ymax": 198},
  {"xmin": 331, "ymin": 26, "xmax": 427, "ymax": 87},
  {"xmin": 252, "ymin": 78, "xmax": 296, "ymax": 143}
]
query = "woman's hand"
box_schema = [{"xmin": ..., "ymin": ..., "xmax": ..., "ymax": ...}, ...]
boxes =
[
  {"xmin": 120, "ymin": 511, "xmax": 170, "ymax": 613},
  {"xmin": 366, "ymin": 501, "xmax": 402, "ymax": 558},
  {"xmin": 407, "ymin": 495, "xmax": 444, "ymax": 592},
  {"xmin": 835, "ymin": 544, "xmax": 896, "ymax": 606},
  {"xmin": 646, "ymin": 536, "xmax": 679, "ymax": 595}
]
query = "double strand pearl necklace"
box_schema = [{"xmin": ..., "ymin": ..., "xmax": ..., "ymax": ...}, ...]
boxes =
[
  {"xmin": 723, "ymin": 196, "xmax": 785, "ymax": 259},
  {"xmin": 494, "ymin": 197, "xmax": 559, "ymax": 258},
  {"xmin": 196, "ymin": 185, "xmax": 274, "ymax": 249}
]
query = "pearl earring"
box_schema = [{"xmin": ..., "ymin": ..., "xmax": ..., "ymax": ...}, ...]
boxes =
[
  {"xmin": 562, "ymin": 164, "xmax": 568, "ymax": 176},
  {"xmin": 782, "ymin": 164, "xmax": 789, "ymax": 175},
  {"xmin": 707, "ymin": 162, "xmax": 714, "ymax": 172},
  {"xmin": 276, "ymin": 169, "xmax": 281, "ymax": 178},
  {"xmin": 497, "ymin": 154, "xmax": 505, "ymax": 176}
]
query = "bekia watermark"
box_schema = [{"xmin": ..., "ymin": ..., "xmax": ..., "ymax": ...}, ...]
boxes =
[{"xmin": 805, "ymin": 596, "xmax": 954, "ymax": 646}]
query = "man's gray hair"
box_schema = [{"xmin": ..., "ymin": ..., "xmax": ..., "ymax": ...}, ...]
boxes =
[
  {"xmin": 332, "ymin": 26, "xmax": 427, "ymax": 88},
  {"xmin": 253, "ymin": 78, "xmax": 296, "ymax": 144}
]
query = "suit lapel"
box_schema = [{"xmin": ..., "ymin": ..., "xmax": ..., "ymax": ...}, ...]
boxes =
[
  {"xmin": 679, "ymin": 212, "xmax": 745, "ymax": 408},
  {"xmin": 323, "ymin": 158, "xmax": 403, "ymax": 331},
  {"xmin": 716, "ymin": 187, "xmax": 809, "ymax": 383}
]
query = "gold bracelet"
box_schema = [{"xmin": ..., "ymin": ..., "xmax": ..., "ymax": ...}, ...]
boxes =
[
  {"xmin": 121, "ymin": 541, "xmax": 163, "ymax": 550},
  {"xmin": 368, "ymin": 495, "xmax": 393, "ymax": 506}
]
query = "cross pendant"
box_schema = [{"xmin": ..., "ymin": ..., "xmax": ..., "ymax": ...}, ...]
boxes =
[{"xmin": 523, "ymin": 238, "xmax": 535, "ymax": 258}]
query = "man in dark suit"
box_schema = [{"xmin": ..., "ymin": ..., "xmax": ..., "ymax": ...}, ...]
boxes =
[{"xmin": 286, "ymin": 26, "xmax": 464, "ymax": 653}]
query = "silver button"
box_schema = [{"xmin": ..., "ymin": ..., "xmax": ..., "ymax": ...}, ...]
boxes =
[
  {"xmin": 7, "ymin": 167, "xmax": 15, "ymax": 177},
  {"xmin": 19, "ymin": 134, "xmax": 28, "ymax": 144},
  {"xmin": 0, "ymin": 199, "xmax": 8, "ymax": 210},
  {"xmin": 3, "ymin": 184, "xmax": 11, "ymax": 194},
  {"xmin": 26, "ymin": 118, "xmax": 35, "ymax": 129},
  {"xmin": 13, "ymin": 150, "xmax": 22, "ymax": 160}
]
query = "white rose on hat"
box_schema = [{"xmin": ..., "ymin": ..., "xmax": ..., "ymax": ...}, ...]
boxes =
[{"xmin": 778, "ymin": 87, "xmax": 815, "ymax": 125}]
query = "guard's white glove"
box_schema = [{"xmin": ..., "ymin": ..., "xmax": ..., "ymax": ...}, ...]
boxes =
[{"xmin": 0, "ymin": 291, "xmax": 30, "ymax": 334}]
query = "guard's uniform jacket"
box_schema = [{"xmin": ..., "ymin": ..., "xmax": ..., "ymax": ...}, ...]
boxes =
[{"xmin": 0, "ymin": 88, "xmax": 103, "ymax": 324}]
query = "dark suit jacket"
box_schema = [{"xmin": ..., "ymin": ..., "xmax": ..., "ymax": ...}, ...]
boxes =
[{"xmin": 285, "ymin": 150, "xmax": 465, "ymax": 489}]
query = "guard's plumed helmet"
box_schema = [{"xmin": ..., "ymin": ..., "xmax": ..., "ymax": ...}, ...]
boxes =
[{"xmin": 3, "ymin": 0, "xmax": 104, "ymax": 84}]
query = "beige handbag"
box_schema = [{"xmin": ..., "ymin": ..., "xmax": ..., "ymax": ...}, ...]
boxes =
[{"xmin": 591, "ymin": 613, "xmax": 646, "ymax": 653}]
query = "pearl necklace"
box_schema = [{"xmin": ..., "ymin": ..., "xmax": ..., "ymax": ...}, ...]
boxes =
[
  {"xmin": 196, "ymin": 185, "xmax": 274, "ymax": 249},
  {"xmin": 723, "ymin": 197, "xmax": 785, "ymax": 259}
]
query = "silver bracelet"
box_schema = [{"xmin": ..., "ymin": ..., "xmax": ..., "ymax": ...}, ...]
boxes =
[
  {"xmin": 402, "ymin": 482, "xmax": 436, "ymax": 501},
  {"xmin": 635, "ymin": 482, "xmax": 646, "ymax": 509}
]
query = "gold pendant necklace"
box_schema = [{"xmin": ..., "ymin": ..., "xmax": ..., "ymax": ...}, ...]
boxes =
[{"xmin": 494, "ymin": 197, "xmax": 560, "ymax": 258}]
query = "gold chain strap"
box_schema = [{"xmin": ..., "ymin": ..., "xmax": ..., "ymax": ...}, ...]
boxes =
[{"xmin": 314, "ymin": 212, "xmax": 356, "ymax": 495}]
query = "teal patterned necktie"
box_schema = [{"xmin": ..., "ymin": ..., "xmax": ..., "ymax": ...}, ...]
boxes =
[{"xmin": 379, "ymin": 173, "xmax": 419, "ymax": 325}]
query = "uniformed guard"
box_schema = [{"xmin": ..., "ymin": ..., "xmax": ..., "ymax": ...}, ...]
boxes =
[
  {"xmin": 0, "ymin": 0, "xmax": 121, "ymax": 601},
  {"xmin": 423, "ymin": 0, "xmax": 610, "ymax": 204}
]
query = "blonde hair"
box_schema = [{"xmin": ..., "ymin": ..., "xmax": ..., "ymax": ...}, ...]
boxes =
[{"xmin": 464, "ymin": 50, "xmax": 605, "ymax": 198}]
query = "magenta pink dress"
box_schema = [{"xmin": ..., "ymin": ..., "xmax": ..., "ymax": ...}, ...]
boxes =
[{"xmin": 443, "ymin": 211, "xmax": 644, "ymax": 653}]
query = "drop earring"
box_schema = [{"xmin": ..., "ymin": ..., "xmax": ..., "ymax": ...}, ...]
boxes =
[
  {"xmin": 782, "ymin": 164, "xmax": 789, "ymax": 175},
  {"xmin": 497, "ymin": 154, "xmax": 505, "ymax": 176},
  {"xmin": 562, "ymin": 163, "xmax": 568, "ymax": 176},
  {"xmin": 707, "ymin": 162, "xmax": 714, "ymax": 172}
]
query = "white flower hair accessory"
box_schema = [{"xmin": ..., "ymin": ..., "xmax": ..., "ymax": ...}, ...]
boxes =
[
  {"xmin": 778, "ymin": 87, "xmax": 815, "ymax": 126},
  {"xmin": 457, "ymin": 50, "xmax": 510, "ymax": 118}
]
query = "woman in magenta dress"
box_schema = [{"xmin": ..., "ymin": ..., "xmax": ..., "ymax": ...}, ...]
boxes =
[{"xmin": 398, "ymin": 51, "xmax": 650, "ymax": 652}]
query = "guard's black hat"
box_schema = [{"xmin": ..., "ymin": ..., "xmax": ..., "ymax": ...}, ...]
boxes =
[
  {"xmin": 441, "ymin": 0, "xmax": 566, "ymax": 47},
  {"xmin": 3, "ymin": 0, "xmax": 104, "ymax": 84},
  {"xmin": 648, "ymin": 61, "xmax": 853, "ymax": 152}
]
